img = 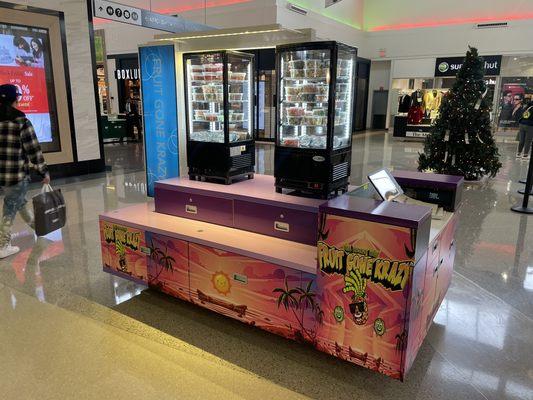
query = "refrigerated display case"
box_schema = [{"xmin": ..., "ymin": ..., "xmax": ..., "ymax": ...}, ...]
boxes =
[
  {"xmin": 184, "ymin": 51, "xmax": 255, "ymax": 184},
  {"xmin": 275, "ymin": 41, "xmax": 357, "ymax": 198}
]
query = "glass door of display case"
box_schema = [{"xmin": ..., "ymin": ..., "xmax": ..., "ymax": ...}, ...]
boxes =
[
  {"xmin": 333, "ymin": 49, "xmax": 356, "ymax": 149},
  {"xmin": 227, "ymin": 52, "xmax": 253, "ymax": 143},
  {"xmin": 278, "ymin": 48, "xmax": 332, "ymax": 149},
  {"xmin": 257, "ymin": 70, "xmax": 276, "ymax": 141},
  {"xmin": 185, "ymin": 52, "xmax": 225, "ymax": 143}
]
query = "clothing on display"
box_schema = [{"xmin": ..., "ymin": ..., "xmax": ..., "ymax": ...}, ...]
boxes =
[
  {"xmin": 407, "ymin": 106, "xmax": 424, "ymax": 124},
  {"xmin": 423, "ymin": 90, "xmax": 442, "ymax": 114},
  {"xmin": 398, "ymin": 94, "xmax": 411, "ymax": 113},
  {"xmin": 411, "ymin": 90, "xmax": 423, "ymax": 107}
]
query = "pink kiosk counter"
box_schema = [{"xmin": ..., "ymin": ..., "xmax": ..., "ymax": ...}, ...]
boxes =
[{"xmin": 99, "ymin": 171, "xmax": 463, "ymax": 381}]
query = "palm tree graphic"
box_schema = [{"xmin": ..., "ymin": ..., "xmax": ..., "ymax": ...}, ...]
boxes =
[
  {"xmin": 273, "ymin": 278, "xmax": 323, "ymax": 342},
  {"xmin": 148, "ymin": 239, "xmax": 175, "ymax": 284}
]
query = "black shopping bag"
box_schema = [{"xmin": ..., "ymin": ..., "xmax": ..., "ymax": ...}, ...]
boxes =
[{"xmin": 32, "ymin": 184, "xmax": 66, "ymax": 236}]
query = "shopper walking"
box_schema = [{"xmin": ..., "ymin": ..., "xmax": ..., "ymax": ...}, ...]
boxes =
[
  {"xmin": 0, "ymin": 84, "xmax": 50, "ymax": 258},
  {"xmin": 125, "ymin": 95, "xmax": 142, "ymax": 142},
  {"xmin": 517, "ymin": 101, "xmax": 533, "ymax": 160}
]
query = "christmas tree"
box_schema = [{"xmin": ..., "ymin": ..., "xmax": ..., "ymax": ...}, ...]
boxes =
[{"xmin": 418, "ymin": 47, "xmax": 502, "ymax": 180}]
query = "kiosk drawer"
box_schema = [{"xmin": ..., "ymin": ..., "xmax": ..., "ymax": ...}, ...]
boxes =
[
  {"xmin": 233, "ymin": 200, "xmax": 318, "ymax": 245},
  {"xmin": 154, "ymin": 187, "xmax": 233, "ymax": 227}
]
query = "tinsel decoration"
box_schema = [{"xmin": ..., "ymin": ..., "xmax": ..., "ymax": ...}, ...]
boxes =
[{"xmin": 474, "ymin": 87, "xmax": 488, "ymax": 110}]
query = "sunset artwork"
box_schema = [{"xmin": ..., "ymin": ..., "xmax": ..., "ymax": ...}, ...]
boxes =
[
  {"xmin": 188, "ymin": 243, "xmax": 318, "ymax": 341},
  {"xmin": 145, "ymin": 232, "xmax": 190, "ymax": 301}
]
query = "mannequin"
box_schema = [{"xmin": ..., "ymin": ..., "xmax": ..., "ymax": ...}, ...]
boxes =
[
  {"xmin": 411, "ymin": 89, "xmax": 423, "ymax": 107},
  {"xmin": 408, "ymin": 89, "xmax": 424, "ymax": 124},
  {"xmin": 398, "ymin": 93, "xmax": 411, "ymax": 113}
]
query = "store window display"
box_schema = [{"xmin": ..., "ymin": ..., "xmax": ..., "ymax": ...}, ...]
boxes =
[
  {"xmin": 392, "ymin": 73, "xmax": 499, "ymax": 140},
  {"xmin": 392, "ymin": 78, "xmax": 449, "ymax": 139},
  {"xmin": 498, "ymin": 78, "xmax": 532, "ymax": 129}
]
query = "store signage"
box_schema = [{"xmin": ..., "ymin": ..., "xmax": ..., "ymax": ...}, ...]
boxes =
[
  {"xmin": 140, "ymin": 45, "xmax": 179, "ymax": 197},
  {"xmin": 93, "ymin": 0, "xmax": 211, "ymax": 33},
  {"xmin": 435, "ymin": 55, "xmax": 502, "ymax": 77},
  {"xmin": 114, "ymin": 68, "xmax": 139, "ymax": 80},
  {"xmin": 406, "ymin": 131, "xmax": 430, "ymax": 138},
  {"xmin": 93, "ymin": 0, "xmax": 142, "ymax": 25}
]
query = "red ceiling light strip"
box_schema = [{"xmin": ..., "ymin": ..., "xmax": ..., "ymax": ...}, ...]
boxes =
[
  {"xmin": 156, "ymin": 0, "xmax": 251, "ymax": 15},
  {"xmin": 370, "ymin": 13, "xmax": 533, "ymax": 32}
]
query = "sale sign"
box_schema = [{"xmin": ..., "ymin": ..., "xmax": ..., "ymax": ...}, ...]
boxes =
[
  {"xmin": 0, "ymin": 29, "xmax": 54, "ymax": 144},
  {"xmin": 0, "ymin": 66, "xmax": 49, "ymax": 113}
]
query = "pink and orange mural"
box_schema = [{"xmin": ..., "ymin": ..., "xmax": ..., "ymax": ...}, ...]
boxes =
[
  {"xmin": 314, "ymin": 214, "xmax": 417, "ymax": 380},
  {"xmin": 100, "ymin": 221, "xmax": 147, "ymax": 283},
  {"xmin": 99, "ymin": 209, "xmax": 457, "ymax": 381},
  {"xmin": 188, "ymin": 243, "xmax": 319, "ymax": 341},
  {"xmin": 146, "ymin": 232, "xmax": 190, "ymax": 301}
]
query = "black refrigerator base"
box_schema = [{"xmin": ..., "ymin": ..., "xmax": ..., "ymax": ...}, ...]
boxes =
[
  {"xmin": 189, "ymin": 171, "xmax": 254, "ymax": 185},
  {"xmin": 275, "ymin": 178, "xmax": 349, "ymax": 199}
]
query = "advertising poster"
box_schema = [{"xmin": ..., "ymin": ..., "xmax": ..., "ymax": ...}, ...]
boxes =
[
  {"xmin": 0, "ymin": 23, "xmax": 59, "ymax": 150},
  {"xmin": 99, "ymin": 220, "xmax": 148, "ymax": 283},
  {"xmin": 498, "ymin": 77, "xmax": 533, "ymax": 129},
  {"xmin": 314, "ymin": 214, "xmax": 416, "ymax": 379},
  {"xmin": 140, "ymin": 44, "xmax": 179, "ymax": 196}
]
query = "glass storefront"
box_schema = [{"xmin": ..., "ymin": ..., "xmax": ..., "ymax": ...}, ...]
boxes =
[{"xmin": 494, "ymin": 56, "xmax": 533, "ymax": 140}]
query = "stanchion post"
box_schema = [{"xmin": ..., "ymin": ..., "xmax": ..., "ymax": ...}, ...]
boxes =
[{"xmin": 512, "ymin": 149, "xmax": 533, "ymax": 214}]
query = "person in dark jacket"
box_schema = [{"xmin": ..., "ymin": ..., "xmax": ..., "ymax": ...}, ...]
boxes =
[
  {"xmin": 125, "ymin": 94, "xmax": 142, "ymax": 142},
  {"xmin": 0, "ymin": 84, "xmax": 50, "ymax": 258},
  {"xmin": 517, "ymin": 100, "xmax": 533, "ymax": 160}
]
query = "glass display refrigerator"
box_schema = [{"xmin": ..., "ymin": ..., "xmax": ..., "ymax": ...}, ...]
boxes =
[
  {"xmin": 274, "ymin": 41, "xmax": 357, "ymax": 198},
  {"xmin": 184, "ymin": 51, "xmax": 255, "ymax": 184}
]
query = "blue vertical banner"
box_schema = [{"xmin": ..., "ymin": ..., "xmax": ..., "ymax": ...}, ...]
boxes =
[{"xmin": 140, "ymin": 45, "xmax": 179, "ymax": 197}]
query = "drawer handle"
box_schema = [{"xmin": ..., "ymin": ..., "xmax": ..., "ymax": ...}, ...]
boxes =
[
  {"xmin": 450, "ymin": 240, "xmax": 455, "ymax": 249},
  {"xmin": 433, "ymin": 241, "xmax": 439, "ymax": 252},
  {"xmin": 185, "ymin": 204, "xmax": 198, "ymax": 214},
  {"xmin": 233, "ymin": 273, "xmax": 248, "ymax": 284},
  {"xmin": 274, "ymin": 221, "xmax": 290, "ymax": 232}
]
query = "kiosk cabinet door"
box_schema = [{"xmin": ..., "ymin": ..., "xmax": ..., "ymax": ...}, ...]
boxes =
[
  {"xmin": 188, "ymin": 243, "xmax": 304, "ymax": 340},
  {"xmin": 421, "ymin": 248, "xmax": 441, "ymax": 334},
  {"xmin": 435, "ymin": 214, "xmax": 458, "ymax": 307},
  {"xmin": 314, "ymin": 214, "xmax": 416, "ymax": 380},
  {"xmin": 145, "ymin": 232, "xmax": 190, "ymax": 301},
  {"xmin": 404, "ymin": 253, "xmax": 428, "ymax": 375},
  {"xmin": 100, "ymin": 220, "xmax": 148, "ymax": 283}
]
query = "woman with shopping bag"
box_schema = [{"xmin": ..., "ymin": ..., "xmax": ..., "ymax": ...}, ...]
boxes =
[{"xmin": 0, "ymin": 84, "xmax": 50, "ymax": 258}]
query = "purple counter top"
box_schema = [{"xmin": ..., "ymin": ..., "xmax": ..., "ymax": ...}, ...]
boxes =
[
  {"xmin": 320, "ymin": 194, "xmax": 431, "ymax": 230},
  {"xmin": 392, "ymin": 170, "xmax": 464, "ymax": 191},
  {"xmin": 155, "ymin": 174, "xmax": 328, "ymax": 212}
]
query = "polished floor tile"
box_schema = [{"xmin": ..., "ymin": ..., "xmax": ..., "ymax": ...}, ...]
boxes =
[{"xmin": 0, "ymin": 134, "xmax": 531, "ymax": 399}]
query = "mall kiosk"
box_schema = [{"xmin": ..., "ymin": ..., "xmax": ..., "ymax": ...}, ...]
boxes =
[{"xmin": 99, "ymin": 164, "xmax": 463, "ymax": 380}]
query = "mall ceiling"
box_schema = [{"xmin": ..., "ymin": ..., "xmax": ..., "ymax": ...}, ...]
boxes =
[{"xmin": 105, "ymin": 0, "xmax": 533, "ymax": 32}]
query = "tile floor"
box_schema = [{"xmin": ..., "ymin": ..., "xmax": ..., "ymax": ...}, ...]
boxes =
[{"xmin": 0, "ymin": 133, "xmax": 531, "ymax": 400}]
